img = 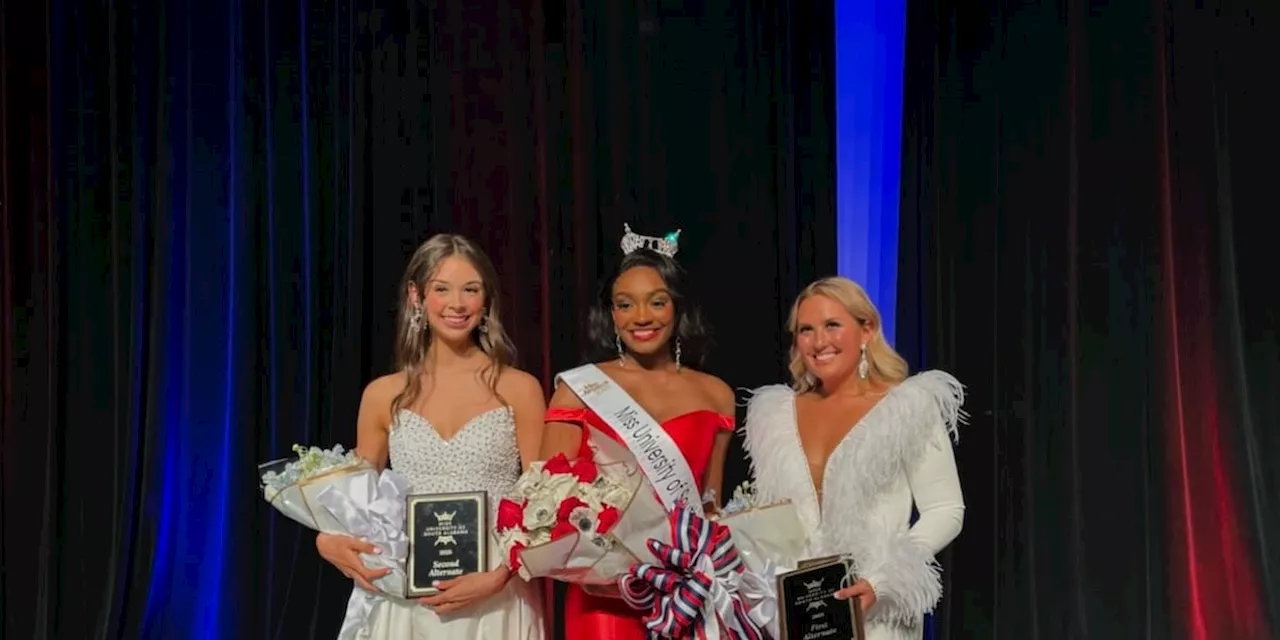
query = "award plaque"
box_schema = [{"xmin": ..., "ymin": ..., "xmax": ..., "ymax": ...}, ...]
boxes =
[
  {"xmin": 405, "ymin": 491, "xmax": 488, "ymax": 598},
  {"xmin": 776, "ymin": 556, "xmax": 866, "ymax": 640}
]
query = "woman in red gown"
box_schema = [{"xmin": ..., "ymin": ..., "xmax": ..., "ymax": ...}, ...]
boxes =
[{"xmin": 539, "ymin": 244, "xmax": 736, "ymax": 640}]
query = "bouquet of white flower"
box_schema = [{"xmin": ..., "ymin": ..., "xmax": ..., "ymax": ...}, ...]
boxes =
[
  {"xmin": 260, "ymin": 444, "xmax": 366, "ymax": 528},
  {"xmin": 258, "ymin": 444, "xmax": 413, "ymax": 640},
  {"xmin": 708, "ymin": 481, "xmax": 807, "ymax": 638}
]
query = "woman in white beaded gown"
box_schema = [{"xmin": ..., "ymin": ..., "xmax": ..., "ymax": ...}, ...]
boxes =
[
  {"xmin": 315, "ymin": 233, "xmax": 545, "ymax": 639},
  {"xmin": 742, "ymin": 277, "xmax": 965, "ymax": 640}
]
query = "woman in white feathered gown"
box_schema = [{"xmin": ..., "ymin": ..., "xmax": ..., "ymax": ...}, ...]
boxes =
[{"xmin": 742, "ymin": 277, "xmax": 965, "ymax": 640}]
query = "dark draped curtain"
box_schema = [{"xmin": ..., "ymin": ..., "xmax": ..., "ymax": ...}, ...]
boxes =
[
  {"xmin": 898, "ymin": 0, "xmax": 1279, "ymax": 637},
  {"xmin": 0, "ymin": 0, "xmax": 834, "ymax": 638}
]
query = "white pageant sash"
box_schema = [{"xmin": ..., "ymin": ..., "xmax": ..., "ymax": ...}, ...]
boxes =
[{"xmin": 557, "ymin": 364, "xmax": 703, "ymax": 514}]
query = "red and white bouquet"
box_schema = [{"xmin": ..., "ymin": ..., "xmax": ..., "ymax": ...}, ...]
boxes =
[
  {"xmin": 497, "ymin": 426, "xmax": 685, "ymax": 586},
  {"xmin": 496, "ymin": 425, "xmax": 807, "ymax": 638},
  {"xmin": 495, "ymin": 450, "xmax": 654, "ymax": 583}
]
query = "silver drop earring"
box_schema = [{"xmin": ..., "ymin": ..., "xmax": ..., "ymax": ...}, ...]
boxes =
[
  {"xmin": 479, "ymin": 311, "xmax": 489, "ymax": 334},
  {"xmin": 857, "ymin": 344, "xmax": 870, "ymax": 380},
  {"xmin": 408, "ymin": 303, "xmax": 426, "ymax": 333},
  {"xmin": 616, "ymin": 333, "xmax": 626, "ymax": 366},
  {"xmin": 675, "ymin": 337, "xmax": 683, "ymax": 371}
]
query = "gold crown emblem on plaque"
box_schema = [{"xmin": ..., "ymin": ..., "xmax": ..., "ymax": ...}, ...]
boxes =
[
  {"xmin": 580, "ymin": 380, "xmax": 609, "ymax": 397},
  {"xmin": 434, "ymin": 510, "xmax": 456, "ymax": 524}
]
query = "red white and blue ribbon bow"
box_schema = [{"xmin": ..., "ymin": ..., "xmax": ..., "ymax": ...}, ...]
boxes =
[{"xmin": 619, "ymin": 501, "xmax": 767, "ymax": 640}]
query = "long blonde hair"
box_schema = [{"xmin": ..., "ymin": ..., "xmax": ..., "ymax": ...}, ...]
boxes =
[
  {"xmin": 786, "ymin": 277, "xmax": 908, "ymax": 393},
  {"xmin": 391, "ymin": 234, "xmax": 517, "ymax": 418}
]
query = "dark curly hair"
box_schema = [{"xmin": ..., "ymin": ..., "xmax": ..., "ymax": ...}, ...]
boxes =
[{"xmin": 585, "ymin": 249, "xmax": 713, "ymax": 369}]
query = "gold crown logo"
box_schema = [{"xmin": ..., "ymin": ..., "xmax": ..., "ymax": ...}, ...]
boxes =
[{"xmin": 580, "ymin": 380, "xmax": 609, "ymax": 397}]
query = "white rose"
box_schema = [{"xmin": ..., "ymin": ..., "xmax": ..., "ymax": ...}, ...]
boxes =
[
  {"xmin": 498, "ymin": 528, "xmax": 529, "ymax": 549},
  {"xmin": 514, "ymin": 469, "xmax": 549, "ymax": 496},
  {"xmin": 568, "ymin": 506, "xmax": 598, "ymax": 534},
  {"xmin": 602, "ymin": 484, "xmax": 633, "ymax": 507},
  {"xmin": 523, "ymin": 498, "xmax": 557, "ymax": 531},
  {"xmin": 579, "ymin": 493, "xmax": 605, "ymax": 512},
  {"xmin": 538, "ymin": 473, "xmax": 578, "ymax": 503}
]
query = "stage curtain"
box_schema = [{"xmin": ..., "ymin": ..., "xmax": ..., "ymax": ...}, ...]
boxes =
[
  {"xmin": 0, "ymin": 0, "xmax": 833, "ymax": 638},
  {"xmin": 897, "ymin": 0, "xmax": 1278, "ymax": 637}
]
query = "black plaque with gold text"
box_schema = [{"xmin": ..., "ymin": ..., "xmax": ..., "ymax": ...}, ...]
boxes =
[
  {"xmin": 776, "ymin": 557, "xmax": 866, "ymax": 640},
  {"xmin": 405, "ymin": 491, "xmax": 488, "ymax": 598}
]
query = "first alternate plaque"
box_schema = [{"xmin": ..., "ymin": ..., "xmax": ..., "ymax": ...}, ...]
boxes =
[
  {"xmin": 776, "ymin": 556, "xmax": 866, "ymax": 639},
  {"xmin": 405, "ymin": 491, "xmax": 488, "ymax": 598}
]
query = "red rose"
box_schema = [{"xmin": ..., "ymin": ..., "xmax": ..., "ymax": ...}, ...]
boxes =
[
  {"xmin": 556, "ymin": 496, "xmax": 588, "ymax": 523},
  {"xmin": 496, "ymin": 498, "xmax": 525, "ymax": 532},
  {"xmin": 543, "ymin": 453, "xmax": 573, "ymax": 476},
  {"xmin": 596, "ymin": 505, "xmax": 621, "ymax": 533},
  {"xmin": 507, "ymin": 541, "xmax": 526, "ymax": 572},
  {"xmin": 570, "ymin": 459, "xmax": 599, "ymax": 484},
  {"xmin": 551, "ymin": 520, "xmax": 578, "ymax": 540}
]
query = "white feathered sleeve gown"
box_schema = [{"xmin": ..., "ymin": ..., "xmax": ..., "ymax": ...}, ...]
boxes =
[{"xmin": 742, "ymin": 371, "xmax": 966, "ymax": 640}]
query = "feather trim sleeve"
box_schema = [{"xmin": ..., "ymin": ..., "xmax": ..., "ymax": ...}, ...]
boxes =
[
  {"xmin": 738, "ymin": 384, "xmax": 800, "ymax": 507},
  {"xmin": 906, "ymin": 369, "xmax": 967, "ymax": 444},
  {"xmin": 862, "ymin": 370, "xmax": 967, "ymax": 625},
  {"xmin": 861, "ymin": 529, "xmax": 945, "ymax": 625}
]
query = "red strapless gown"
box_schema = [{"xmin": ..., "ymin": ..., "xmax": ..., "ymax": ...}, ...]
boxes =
[{"xmin": 543, "ymin": 407, "xmax": 735, "ymax": 640}]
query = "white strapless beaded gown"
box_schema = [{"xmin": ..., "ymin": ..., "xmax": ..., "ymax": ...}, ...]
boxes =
[{"xmin": 361, "ymin": 406, "xmax": 544, "ymax": 639}]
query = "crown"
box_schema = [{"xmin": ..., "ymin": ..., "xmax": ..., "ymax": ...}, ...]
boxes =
[
  {"xmin": 621, "ymin": 224, "xmax": 681, "ymax": 258},
  {"xmin": 434, "ymin": 510, "xmax": 456, "ymax": 524}
]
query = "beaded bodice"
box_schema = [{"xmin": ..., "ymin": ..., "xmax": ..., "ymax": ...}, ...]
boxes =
[{"xmin": 388, "ymin": 406, "xmax": 521, "ymax": 519}]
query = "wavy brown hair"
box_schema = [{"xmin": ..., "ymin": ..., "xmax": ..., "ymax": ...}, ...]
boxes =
[
  {"xmin": 390, "ymin": 234, "xmax": 517, "ymax": 420},
  {"xmin": 786, "ymin": 276, "xmax": 908, "ymax": 393}
]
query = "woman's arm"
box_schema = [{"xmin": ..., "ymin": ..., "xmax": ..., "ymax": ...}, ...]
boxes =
[
  {"xmin": 500, "ymin": 368, "xmax": 549, "ymax": 470},
  {"xmin": 354, "ymin": 374, "xmax": 398, "ymax": 470},
  {"xmin": 904, "ymin": 420, "xmax": 964, "ymax": 551},
  {"xmin": 539, "ymin": 382, "xmax": 586, "ymax": 459},
  {"xmin": 699, "ymin": 375, "xmax": 737, "ymax": 505},
  {"xmin": 703, "ymin": 432, "xmax": 732, "ymax": 506},
  {"xmin": 858, "ymin": 416, "xmax": 964, "ymax": 625}
]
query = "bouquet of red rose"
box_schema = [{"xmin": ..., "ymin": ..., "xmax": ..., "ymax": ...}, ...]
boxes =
[{"xmin": 496, "ymin": 429, "xmax": 675, "ymax": 586}]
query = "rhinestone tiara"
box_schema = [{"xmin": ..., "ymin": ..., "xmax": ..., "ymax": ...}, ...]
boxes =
[{"xmin": 620, "ymin": 223, "xmax": 681, "ymax": 258}]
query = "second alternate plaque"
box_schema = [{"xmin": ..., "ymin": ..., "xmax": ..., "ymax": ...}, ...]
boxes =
[
  {"xmin": 405, "ymin": 491, "xmax": 488, "ymax": 598},
  {"xmin": 776, "ymin": 556, "xmax": 866, "ymax": 639}
]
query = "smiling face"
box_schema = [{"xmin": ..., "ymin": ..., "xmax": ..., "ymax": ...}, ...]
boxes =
[
  {"xmin": 413, "ymin": 255, "xmax": 486, "ymax": 344},
  {"xmin": 793, "ymin": 293, "xmax": 872, "ymax": 389},
  {"xmin": 610, "ymin": 265, "xmax": 676, "ymax": 357}
]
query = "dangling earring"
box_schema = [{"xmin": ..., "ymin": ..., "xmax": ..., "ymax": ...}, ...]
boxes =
[
  {"xmin": 616, "ymin": 333, "xmax": 626, "ymax": 366},
  {"xmin": 479, "ymin": 310, "xmax": 489, "ymax": 334},
  {"xmin": 408, "ymin": 303, "xmax": 426, "ymax": 333},
  {"xmin": 674, "ymin": 337, "xmax": 683, "ymax": 372},
  {"xmin": 857, "ymin": 344, "xmax": 870, "ymax": 380}
]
